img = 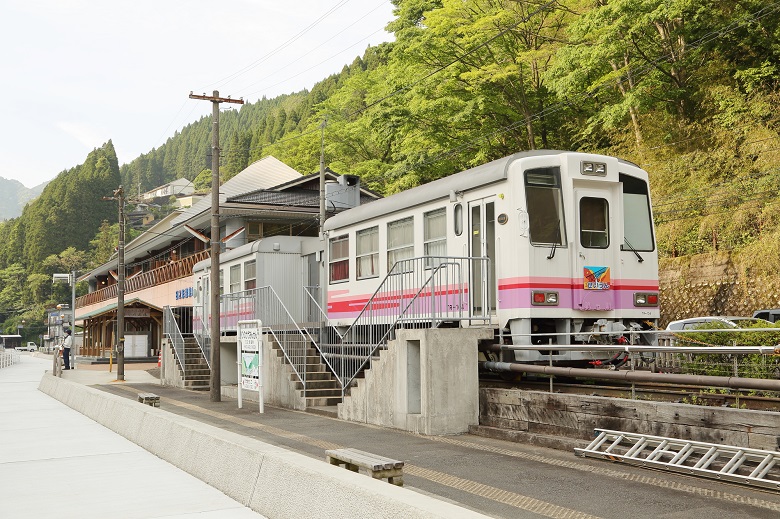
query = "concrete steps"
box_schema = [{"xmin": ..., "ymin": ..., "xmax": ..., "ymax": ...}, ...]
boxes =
[
  {"xmin": 269, "ymin": 340, "xmax": 343, "ymax": 407},
  {"xmin": 176, "ymin": 337, "xmax": 210, "ymax": 391}
]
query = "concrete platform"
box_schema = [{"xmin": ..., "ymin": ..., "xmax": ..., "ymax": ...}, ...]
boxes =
[
  {"xmin": 6, "ymin": 352, "xmax": 780, "ymax": 518},
  {"xmin": 0, "ymin": 355, "xmax": 265, "ymax": 519}
]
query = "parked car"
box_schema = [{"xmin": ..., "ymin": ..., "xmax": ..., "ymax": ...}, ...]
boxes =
[
  {"xmin": 665, "ymin": 316, "xmax": 770, "ymax": 331},
  {"xmin": 752, "ymin": 308, "xmax": 780, "ymax": 323},
  {"xmin": 15, "ymin": 342, "xmax": 37, "ymax": 352}
]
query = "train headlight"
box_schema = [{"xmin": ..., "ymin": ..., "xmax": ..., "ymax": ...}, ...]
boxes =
[
  {"xmin": 532, "ymin": 291, "xmax": 559, "ymax": 306},
  {"xmin": 634, "ymin": 292, "xmax": 658, "ymax": 307},
  {"xmin": 581, "ymin": 161, "xmax": 607, "ymax": 176}
]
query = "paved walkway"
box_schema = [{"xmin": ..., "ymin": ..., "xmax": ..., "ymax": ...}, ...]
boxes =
[
  {"xmin": 4, "ymin": 353, "xmax": 780, "ymax": 518},
  {"xmin": 0, "ymin": 354, "xmax": 266, "ymax": 519}
]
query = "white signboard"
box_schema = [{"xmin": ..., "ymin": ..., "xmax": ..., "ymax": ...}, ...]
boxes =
[{"xmin": 237, "ymin": 320, "xmax": 263, "ymax": 413}]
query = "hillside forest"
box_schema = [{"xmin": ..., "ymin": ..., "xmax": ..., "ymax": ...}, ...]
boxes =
[{"xmin": 1, "ymin": 0, "xmax": 779, "ymax": 339}]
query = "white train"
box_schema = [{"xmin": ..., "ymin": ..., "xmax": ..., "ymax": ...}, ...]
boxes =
[
  {"xmin": 193, "ymin": 150, "xmax": 659, "ymax": 367},
  {"xmin": 321, "ymin": 150, "xmax": 659, "ymax": 365}
]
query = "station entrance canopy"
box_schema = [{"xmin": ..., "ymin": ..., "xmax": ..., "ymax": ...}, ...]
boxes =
[{"xmin": 79, "ymin": 298, "xmax": 162, "ymax": 358}]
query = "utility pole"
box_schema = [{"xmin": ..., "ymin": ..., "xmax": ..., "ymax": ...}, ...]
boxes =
[
  {"xmin": 319, "ymin": 118, "xmax": 327, "ymax": 237},
  {"xmin": 189, "ymin": 90, "xmax": 244, "ymax": 402},
  {"xmin": 103, "ymin": 186, "xmax": 126, "ymax": 380}
]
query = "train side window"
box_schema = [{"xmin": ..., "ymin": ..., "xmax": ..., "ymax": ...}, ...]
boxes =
[
  {"xmin": 424, "ymin": 208, "xmax": 447, "ymax": 267},
  {"xmin": 580, "ymin": 197, "xmax": 609, "ymax": 248},
  {"xmin": 524, "ymin": 167, "xmax": 566, "ymax": 246},
  {"xmin": 329, "ymin": 235, "xmax": 349, "ymax": 283},
  {"xmin": 356, "ymin": 227, "xmax": 379, "ymax": 279},
  {"xmin": 244, "ymin": 260, "xmax": 256, "ymax": 290},
  {"xmin": 219, "ymin": 269, "xmax": 224, "ymax": 296},
  {"xmin": 387, "ymin": 216, "xmax": 414, "ymax": 272},
  {"xmin": 454, "ymin": 203, "xmax": 463, "ymax": 236},
  {"xmin": 229, "ymin": 265, "xmax": 241, "ymax": 293}
]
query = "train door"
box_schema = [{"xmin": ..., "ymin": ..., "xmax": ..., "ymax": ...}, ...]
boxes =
[
  {"xmin": 574, "ymin": 187, "xmax": 617, "ymax": 311},
  {"xmin": 468, "ymin": 197, "xmax": 497, "ymax": 317}
]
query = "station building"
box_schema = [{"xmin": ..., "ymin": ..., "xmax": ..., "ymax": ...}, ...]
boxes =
[{"xmin": 76, "ymin": 156, "xmax": 377, "ymax": 360}]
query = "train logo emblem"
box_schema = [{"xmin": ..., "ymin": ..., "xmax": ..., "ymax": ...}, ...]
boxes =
[{"xmin": 584, "ymin": 266, "xmax": 610, "ymax": 290}]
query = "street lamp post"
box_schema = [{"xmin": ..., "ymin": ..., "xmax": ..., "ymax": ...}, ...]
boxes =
[{"xmin": 53, "ymin": 272, "xmax": 77, "ymax": 369}]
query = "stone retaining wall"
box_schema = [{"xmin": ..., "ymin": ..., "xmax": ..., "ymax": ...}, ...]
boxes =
[{"xmin": 478, "ymin": 388, "xmax": 780, "ymax": 452}]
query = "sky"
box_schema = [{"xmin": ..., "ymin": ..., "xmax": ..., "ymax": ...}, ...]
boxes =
[{"xmin": 0, "ymin": 0, "xmax": 396, "ymax": 188}]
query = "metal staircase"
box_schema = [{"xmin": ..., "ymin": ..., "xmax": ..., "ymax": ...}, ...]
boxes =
[
  {"xmin": 317, "ymin": 255, "xmax": 491, "ymax": 396},
  {"xmin": 575, "ymin": 428, "xmax": 780, "ymax": 490},
  {"xmin": 164, "ymin": 306, "xmax": 210, "ymax": 391}
]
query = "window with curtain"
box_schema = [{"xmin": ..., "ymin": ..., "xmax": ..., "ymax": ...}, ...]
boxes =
[
  {"xmin": 356, "ymin": 226, "xmax": 379, "ymax": 279},
  {"xmin": 424, "ymin": 208, "xmax": 446, "ymax": 267},
  {"xmin": 230, "ymin": 264, "xmax": 241, "ymax": 293},
  {"xmin": 244, "ymin": 260, "xmax": 256, "ymax": 290},
  {"xmin": 329, "ymin": 235, "xmax": 349, "ymax": 283},
  {"xmin": 387, "ymin": 217, "xmax": 414, "ymax": 271}
]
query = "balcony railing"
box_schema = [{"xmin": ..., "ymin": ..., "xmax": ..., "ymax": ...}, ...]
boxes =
[{"xmin": 77, "ymin": 250, "xmax": 209, "ymax": 308}]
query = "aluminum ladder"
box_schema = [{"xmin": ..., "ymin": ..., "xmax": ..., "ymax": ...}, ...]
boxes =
[{"xmin": 575, "ymin": 428, "xmax": 780, "ymax": 490}]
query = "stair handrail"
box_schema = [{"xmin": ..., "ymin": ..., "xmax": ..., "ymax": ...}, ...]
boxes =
[
  {"xmin": 225, "ymin": 285, "xmax": 319, "ymax": 391},
  {"xmin": 334, "ymin": 259, "xmax": 452, "ymax": 391},
  {"xmin": 321, "ymin": 255, "xmax": 491, "ymax": 393},
  {"xmin": 300, "ymin": 285, "xmax": 345, "ymax": 384},
  {"xmin": 338, "ymin": 256, "xmax": 489, "ymax": 340},
  {"xmin": 162, "ymin": 306, "xmax": 186, "ymax": 374}
]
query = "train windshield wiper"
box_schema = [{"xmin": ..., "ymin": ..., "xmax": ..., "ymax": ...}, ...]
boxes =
[
  {"xmin": 547, "ymin": 219, "xmax": 561, "ymax": 260},
  {"xmin": 622, "ymin": 238, "xmax": 644, "ymax": 263}
]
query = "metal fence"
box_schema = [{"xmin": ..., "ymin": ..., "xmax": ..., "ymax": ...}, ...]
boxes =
[
  {"xmin": 322, "ymin": 255, "xmax": 491, "ymax": 393},
  {"xmin": 494, "ymin": 327, "xmax": 780, "ymax": 400}
]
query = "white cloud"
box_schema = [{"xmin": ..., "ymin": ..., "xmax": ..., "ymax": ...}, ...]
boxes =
[{"xmin": 55, "ymin": 121, "xmax": 110, "ymax": 151}]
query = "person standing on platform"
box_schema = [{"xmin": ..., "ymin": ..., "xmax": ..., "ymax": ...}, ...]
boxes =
[{"xmin": 62, "ymin": 328, "xmax": 73, "ymax": 370}]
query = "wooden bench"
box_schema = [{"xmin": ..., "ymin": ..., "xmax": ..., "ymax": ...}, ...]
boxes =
[
  {"xmin": 137, "ymin": 392, "xmax": 160, "ymax": 407},
  {"xmin": 325, "ymin": 448, "xmax": 404, "ymax": 486}
]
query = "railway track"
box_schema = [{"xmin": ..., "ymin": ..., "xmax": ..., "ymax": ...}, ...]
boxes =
[{"xmin": 480, "ymin": 376, "xmax": 780, "ymax": 412}]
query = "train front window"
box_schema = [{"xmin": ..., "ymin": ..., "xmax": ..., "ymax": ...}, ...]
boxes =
[
  {"xmin": 620, "ymin": 174, "xmax": 654, "ymax": 251},
  {"xmin": 580, "ymin": 197, "xmax": 609, "ymax": 248},
  {"xmin": 524, "ymin": 167, "xmax": 566, "ymax": 246}
]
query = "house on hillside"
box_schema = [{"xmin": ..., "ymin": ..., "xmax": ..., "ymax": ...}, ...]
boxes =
[
  {"xmin": 75, "ymin": 156, "xmax": 379, "ymax": 362},
  {"xmin": 141, "ymin": 178, "xmax": 194, "ymax": 201}
]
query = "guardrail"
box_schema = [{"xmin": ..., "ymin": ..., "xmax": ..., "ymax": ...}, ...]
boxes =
[{"xmin": 0, "ymin": 350, "xmax": 20, "ymax": 369}]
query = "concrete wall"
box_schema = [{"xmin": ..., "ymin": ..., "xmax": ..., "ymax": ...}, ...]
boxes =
[
  {"xmin": 478, "ymin": 388, "xmax": 780, "ymax": 452},
  {"xmin": 339, "ymin": 328, "xmax": 493, "ymax": 435},
  {"xmin": 38, "ymin": 374, "xmax": 489, "ymax": 519},
  {"xmin": 160, "ymin": 338, "xmax": 184, "ymax": 388}
]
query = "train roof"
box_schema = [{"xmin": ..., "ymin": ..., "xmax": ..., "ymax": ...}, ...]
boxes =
[
  {"xmin": 324, "ymin": 150, "xmax": 644, "ymax": 232},
  {"xmin": 324, "ymin": 150, "xmax": 574, "ymax": 231},
  {"xmin": 192, "ymin": 236, "xmax": 308, "ymax": 273}
]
